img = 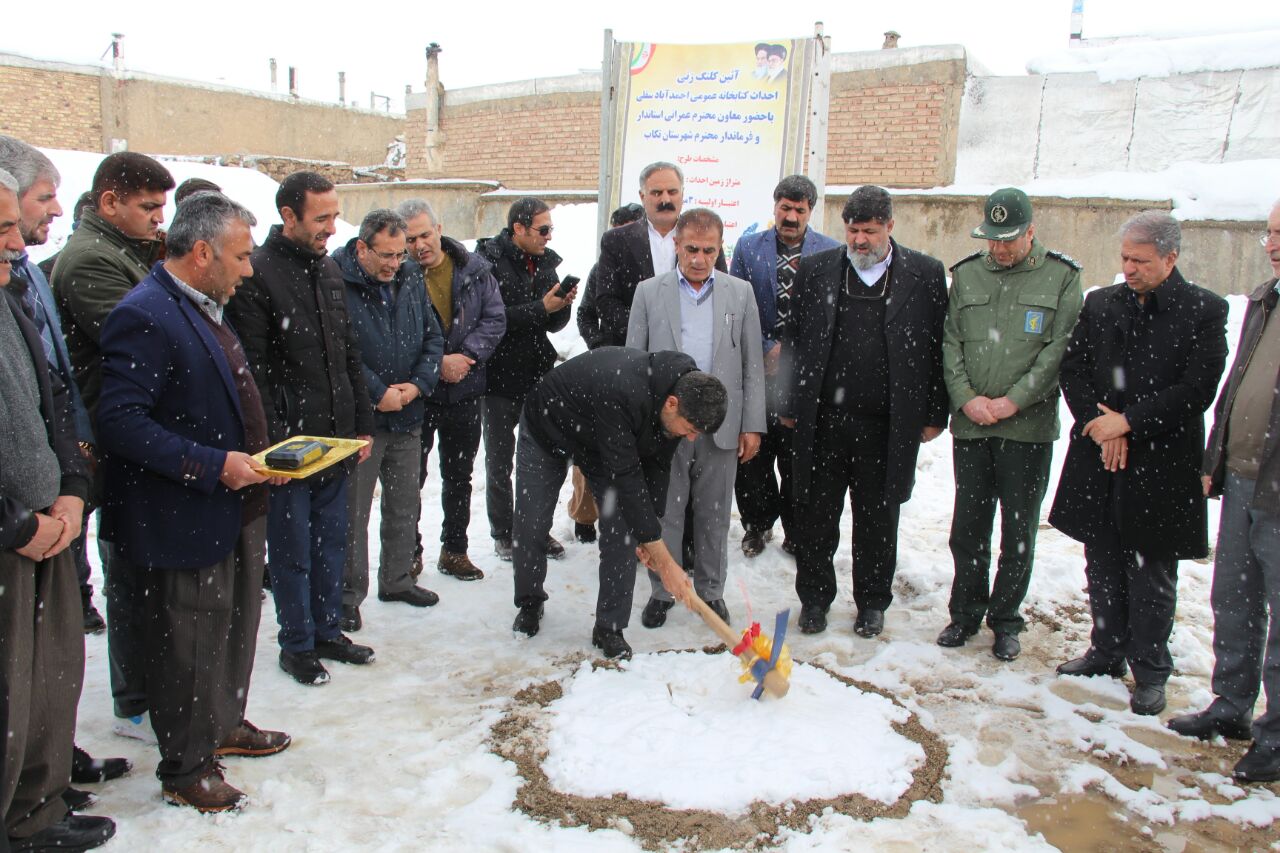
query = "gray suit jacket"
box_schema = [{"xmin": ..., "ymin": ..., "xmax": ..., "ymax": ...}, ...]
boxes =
[{"xmin": 626, "ymin": 269, "xmax": 767, "ymax": 451}]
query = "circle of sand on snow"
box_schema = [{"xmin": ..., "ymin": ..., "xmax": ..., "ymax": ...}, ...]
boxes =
[{"xmin": 490, "ymin": 648, "xmax": 948, "ymax": 851}]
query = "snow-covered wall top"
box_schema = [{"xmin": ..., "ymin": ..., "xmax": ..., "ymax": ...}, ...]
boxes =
[{"xmin": 1027, "ymin": 30, "xmax": 1280, "ymax": 83}]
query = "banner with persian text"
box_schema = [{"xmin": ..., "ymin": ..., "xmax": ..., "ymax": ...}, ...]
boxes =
[{"xmin": 605, "ymin": 39, "xmax": 813, "ymax": 261}]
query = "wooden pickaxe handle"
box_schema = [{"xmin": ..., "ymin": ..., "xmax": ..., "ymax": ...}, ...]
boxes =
[{"xmin": 688, "ymin": 594, "xmax": 790, "ymax": 699}]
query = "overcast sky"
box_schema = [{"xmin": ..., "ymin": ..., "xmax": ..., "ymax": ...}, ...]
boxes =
[{"xmin": 6, "ymin": 0, "xmax": 1277, "ymax": 113}]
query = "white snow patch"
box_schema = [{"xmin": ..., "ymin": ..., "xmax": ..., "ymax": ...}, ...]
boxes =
[
  {"xmin": 542, "ymin": 654, "xmax": 922, "ymax": 813},
  {"xmin": 1028, "ymin": 30, "xmax": 1280, "ymax": 82}
]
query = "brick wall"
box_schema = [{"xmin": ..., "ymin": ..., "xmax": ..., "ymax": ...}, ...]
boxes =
[
  {"xmin": 824, "ymin": 60, "xmax": 963, "ymax": 188},
  {"xmin": 0, "ymin": 65, "xmax": 101, "ymax": 151},
  {"xmin": 416, "ymin": 90, "xmax": 599, "ymax": 188}
]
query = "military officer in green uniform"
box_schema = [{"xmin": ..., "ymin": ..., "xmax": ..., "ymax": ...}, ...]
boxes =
[{"xmin": 937, "ymin": 188, "xmax": 1084, "ymax": 661}]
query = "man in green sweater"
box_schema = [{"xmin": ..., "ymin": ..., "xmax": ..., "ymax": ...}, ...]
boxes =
[{"xmin": 937, "ymin": 188, "xmax": 1083, "ymax": 661}]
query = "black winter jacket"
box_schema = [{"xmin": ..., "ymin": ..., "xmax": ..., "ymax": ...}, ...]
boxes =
[
  {"xmin": 475, "ymin": 229, "xmax": 570, "ymax": 400},
  {"xmin": 225, "ymin": 226, "xmax": 374, "ymax": 446},
  {"xmin": 522, "ymin": 347, "xmax": 696, "ymax": 543}
]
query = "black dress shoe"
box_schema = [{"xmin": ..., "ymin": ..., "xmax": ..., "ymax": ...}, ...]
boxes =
[
  {"xmin": 1056, "ymin": 650, "xmax": 1128, "ymax": 678},
  {"xmin": 853, "ymin": 608, "xmax": 884, "ymax": 638},
  {"xmin": 992, "ymin": 632, "xmax": 1021, "ymax": 661},
  {"xmin": 378, "ymin": 585, "xmax": 440, "ymax": 607},
  {"xmin": 641, "ymin": 597, "xmax": 674, "ymax": 629},
  {"xmin": 8, "ymin": 813, "xmax": 115, "ymax": 852},
  {"xmin": 71, "ymin": 745, "xmax": 130, "ymax": 784},
  {"xmin": 936, "ymin": 623, "xmax": 977, "ymax": 648},
  {"xmin": 62, "ymin": 787, "xmax": 96, "ymax": 811},
  {"xmin": 279, "ymin": 650, "xmax": 330, "ymax": 685},
  {"xmin": 493, "ymin": 537, "xmax": 513, "ymax": 561},
  {"xmin": 741, "ymin": 528, "xmax": 771, "ymax": 558},
  {"xmin": 574, "ymin": 522, "xmax": 596, "ymax": 543},
  {"xmin": 81, "ymin": 595, "xmax": 105, "ymax": 635},
  {"xmin": 1167, "ymin": 709, "xmax": 1253, "ymax": 741},
  {"xmin": 798, "ymin": 605, "xmax": 827, "ymax": 634},
  {"xmin": 513, "ymin": 602, "xmax": 544, "ymax": 637},
  {"xmin": 544, "ymin": 536, "xmax": 565, "ymax": 560},
  {"xmin": 1233, "ymin": 742, "xmax": 1280, "ymax": 783},
  {"xmin": 315, "ymin": 634, "xmax": 375, "ymax": 665},
  {"xmin": 1130, "ymin": 683, "xmax": 1167, "ymax": 716},
  {"xmin": 591, "ymin": 625, "xmax": 633, "ymax": 660},
  {"xmin": 706, "ymin": 599, "xmax": 731, "ymax": 623},
  {"xmin": 339, "ymin": 604, "xmax": 362, "ymax": 632}
]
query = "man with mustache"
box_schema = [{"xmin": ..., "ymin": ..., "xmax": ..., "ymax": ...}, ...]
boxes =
[
  {"xmin": 0, "ymin": 166, "xmax": 114, "ymax": 851},
  {"xmin": 730, "ymin": 175, "xmax": 838, "ymax": 558},
  {"xmin": 780, "ymin": 185, "xmax": 948, "ymax": 637},
  {"xmin": 595, "ymin": 161, "xmax": 726, "ymax": 347}
]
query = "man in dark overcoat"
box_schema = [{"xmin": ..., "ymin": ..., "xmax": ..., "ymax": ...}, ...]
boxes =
[
  {"xmin": 779, "ymin": 185, "xmax": 948, "ymax": 638},
  {"xmin": 1049, "ymin": 210, "xmax": 1228, "ymax": 716}
]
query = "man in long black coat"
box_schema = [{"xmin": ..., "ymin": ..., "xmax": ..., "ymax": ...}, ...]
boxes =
[
  {"xmin": 779, "ymin": 186, "xmax": 948, "ymax": 638},
  {"xmin": 1049, "ymin": 210, "xmax": 1228, "ymax": 716}
]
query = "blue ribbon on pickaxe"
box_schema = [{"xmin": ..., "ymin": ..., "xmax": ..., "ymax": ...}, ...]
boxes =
[{"xmin": 749, "ymin": 608, "xmax": 790, "ymax": 700}]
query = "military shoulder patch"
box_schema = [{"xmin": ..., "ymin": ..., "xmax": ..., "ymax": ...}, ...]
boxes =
[
  {"xmin": 949, "ymin": 251, "xmax": 984, "ymax": 273},
  {"xmin": 1045, "ymin": 249, "xmax": 1083, "ymax": 270}
]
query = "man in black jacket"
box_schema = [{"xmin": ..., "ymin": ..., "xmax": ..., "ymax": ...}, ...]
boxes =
[
  {"xmin": 477, "ymin": 197, "xmax": 576, "ymax": 562},
  {"xmin": 335, "ymin": 209, "xmax": 444, "ymax": 631},
  {"xmin": 225, "ymin": 172, "xmax": 376, "ymax": 687},
  {"xmin": 780, "ymin": 186, "xmax": 948, "ymax": 639},
  {"xmin": 1049, "ymin": 211, "xmax": 1228, "ymax": 717},
  {"xmin": 0, "ymin": 169, "xmax": 114, "ymax": 851},
  {"xmin": 510, "ymin": 348, "xmax": 726, "ymax": 659},
  {"xmin": 1168, "ymin": 200, "xmax": 1280, "ymax": 782}
]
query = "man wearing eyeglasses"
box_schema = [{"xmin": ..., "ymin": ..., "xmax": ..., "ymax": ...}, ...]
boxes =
[
  {"xmin": 334, "ymin": 209, "xmax": 444, "ymax": 631},
  {"xmin": 1168, "ymin": 201, "xmax": 1280, "ymax": 783},
  {"xmin": 626, "ymin": 208, "xmax": 765, "ymax": 628},
  {"xmin": 477, "ymin": 197, "xmax": 576, "ymax": 564},
  {"xmin": 779, "ymin": 186, "xmax": 948, "ymax": 638}
]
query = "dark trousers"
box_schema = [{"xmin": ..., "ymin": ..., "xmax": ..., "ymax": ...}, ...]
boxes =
[
  {"xmin": 512, "ymin": 419, "xmax": 638, "ymax": 630},
  {"xmin": 267, "ymin": 473, "xmax": 348, "ymax": 653},
  {"xmin": 417, "ymin": 396, "xmax": 483, "ymax": 554},
  {"xmin": 1, "ymin": 550, "xmax": 80, "ymax": 838},
  {"xmin": 483, "ymin": 393, "xmax": 522, "ymax": 540},
  {"xmin": 102, "ymin": 539, "xmax": 148, "ymax": 719},
  {"xmin": 793, "ymin": 410, "xmax": 900, "ymax": 613},
  {"xmin": 735, "ymin": 416, "xmax": 795, "ymax": 538},
  {"xmin": 1083, "ymin": 521, "xmax": 1179, "ymax": 685},
  {"xmin": 142, "ymin": 518, "xmax": 265, "ymax": 787},
  {"xmin": 947, "ymin": 437, "xmax": 1052, "ymax": 634},
  {"xmin": 72, "ymin": 519, "xmax": 92, "ymax": 598}
]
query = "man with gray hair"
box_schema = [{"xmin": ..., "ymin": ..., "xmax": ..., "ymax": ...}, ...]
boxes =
[
  {"xmin": 1167, "ymin": 199, "xmax": 1280, "ymax": 783},
  {"xmin": 1050, "ymin": 210, "xmax": 1229, "ymax": 717},
  {"xmin": 97, "ymin": 191, "xmax": 291, "ymax": 812},
  {"xmin": 334, "ymin": 209, "xmax": 444, "ymax": 630},
  {"xmin": 396, "ymin": 198, "xmax": 505, "ymax": 583},
  {"xmin": 0, "ymin": 167, "xmax": 114, "ymax": 849},
  {"xmin": 0, "ymin": 136, "xmax": 100, "ymax": 635}
]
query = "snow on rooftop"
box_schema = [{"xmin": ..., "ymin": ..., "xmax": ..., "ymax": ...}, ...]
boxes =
[
  {"xmin": 1027, "ymin": 30, "xmax": 1280, "ymax": 82},
  {"xmin": 839, "ymin": 158, "xmax": 1280, "ymax": 222}
]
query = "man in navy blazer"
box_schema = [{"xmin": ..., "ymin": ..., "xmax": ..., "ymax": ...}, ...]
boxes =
[
  {"xmin": 729, "ymin": 175, "xmax": 838, "ymax": 558},
  {"xmin": 98, "ymin": 192, "xmax": 290, "ymax": 813}
]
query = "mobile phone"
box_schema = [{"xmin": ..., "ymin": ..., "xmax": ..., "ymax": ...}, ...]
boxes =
[{"xmin": 555, "ymin": 275, "xmax": 580, "ymax": 298}]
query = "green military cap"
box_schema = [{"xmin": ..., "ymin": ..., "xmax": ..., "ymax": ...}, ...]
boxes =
[{"xmin": 972, "ymin": 187, "xmax": 1033, "ymax": 241}]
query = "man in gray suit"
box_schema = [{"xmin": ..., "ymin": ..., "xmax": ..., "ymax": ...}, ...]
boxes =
[{"xmin": 627, "ymin": 208, "xmax": 766, "ymax": 627}]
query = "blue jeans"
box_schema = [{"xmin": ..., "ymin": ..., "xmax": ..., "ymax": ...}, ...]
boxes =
[
  {"xmin": 267, "ymin": 473, "xmax": 348, "ymax": 653},
  {"xmin": 1208, "ymin": 472, "xmax": 1280, "ymax": 746}
]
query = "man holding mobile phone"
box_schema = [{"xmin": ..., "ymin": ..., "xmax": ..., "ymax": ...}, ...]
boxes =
[{"xmin": 476, "ymin": 197, "xmax": 577, "ymax": 562}]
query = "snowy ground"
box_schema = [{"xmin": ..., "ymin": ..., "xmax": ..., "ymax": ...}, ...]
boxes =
[{"xmin": 31, "ymin": 157, "xmax": 1277, "ymax": 849}]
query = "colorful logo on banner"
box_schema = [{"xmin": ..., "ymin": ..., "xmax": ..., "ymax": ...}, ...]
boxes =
[{"xmin": 630, "ymin": 44, "xmax": 656, "ymax": 76}]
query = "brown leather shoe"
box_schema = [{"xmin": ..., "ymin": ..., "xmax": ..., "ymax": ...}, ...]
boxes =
[
  {"xmin": 437, "ymin": 549, "xmax": 484, "ymax": 581},
  {"xmin": 215, "ymin": 720, "xmax": 291, "ymax": 757},
  {"xmin": 162, "ymin": 764, "xmax": 247, "ymax": 813}
]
